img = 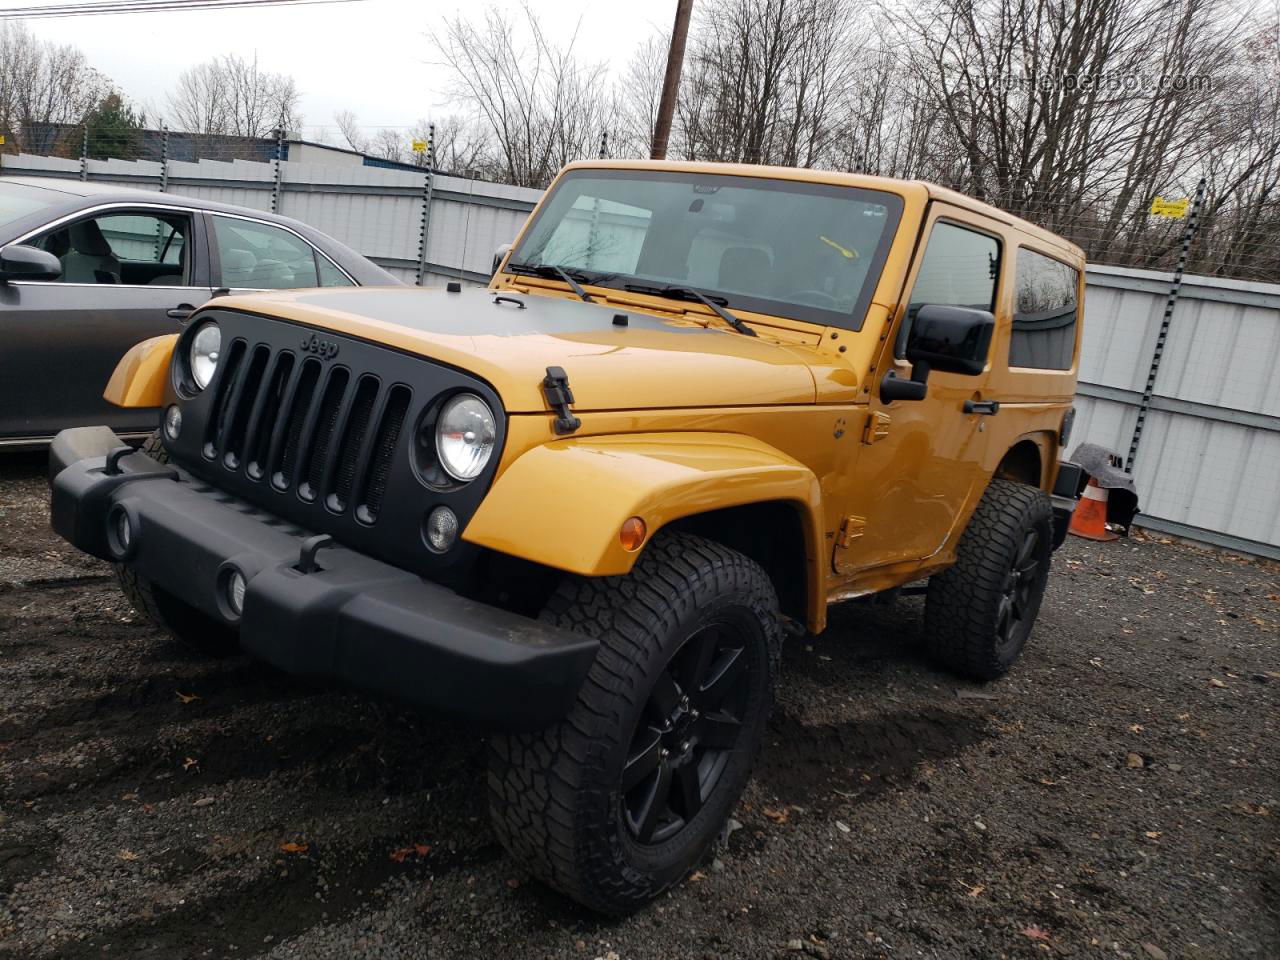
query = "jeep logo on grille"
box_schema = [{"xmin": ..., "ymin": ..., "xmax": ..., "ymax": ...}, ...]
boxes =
[{"xmin": 301, "ymin": 334, "xmax": 340, "ymax": 360}]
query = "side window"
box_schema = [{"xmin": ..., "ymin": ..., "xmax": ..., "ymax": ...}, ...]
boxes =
[
  {"xmin": 1010, "ymin": 248, "xmax": 1078, "ymax": 370},
  {"xmin": 316, "ymin": 255, "xmax": 355, "ymax": 287},
  {"xmin": 212, "ymin": 216, "xmax": 319, "ymax": 289},
  {"xmin": 33, "ymin": 211, "xmax": 191, "ymax": 285},
  {"xmin": 896, "ymin": 221, "xmax": 1000, "ymax": 356}
]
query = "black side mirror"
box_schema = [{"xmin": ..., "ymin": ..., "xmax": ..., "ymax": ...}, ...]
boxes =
[
  {"xmin": 491, "ymin": 242, "xmax": 513, "ymax": 278},
  {"xmin": 0, "ymin": 243, "xmax": 62, "ymax": 283},
  {"xmin": 880, "ymin": 304, "xmax": 995, "ymax": 402}
]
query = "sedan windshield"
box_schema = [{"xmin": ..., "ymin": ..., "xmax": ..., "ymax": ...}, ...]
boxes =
[
  {"xmin": 0, "ymin": 182, "xmax": 61, "ymax": 231},
  {"xmin": 509, "ymin": 168, "xmax": 903, "ymax": 329}
]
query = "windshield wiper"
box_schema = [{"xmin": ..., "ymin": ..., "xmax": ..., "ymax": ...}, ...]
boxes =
[
  {"xmin": 506, "ymin": 261, "xmax": 597, "ymax": 303},
  {"xmin": 622, "ymin": 283, "xmax": 757, "ymax": 337}
]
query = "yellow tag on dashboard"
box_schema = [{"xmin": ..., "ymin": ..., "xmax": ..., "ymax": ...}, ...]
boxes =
[
  {"xmin": 819, "ymin": 235, "xmax": 859, "ymax": 259},
  {"xmin": 1150, "ymin": 196, "xmax": 1189, "ymax": 218}
]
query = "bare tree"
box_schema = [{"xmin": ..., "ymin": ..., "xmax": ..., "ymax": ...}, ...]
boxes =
[
  {"xmin": 673, "ymin": 0, "xmax": 864, "ymax": 166},
  {"xmin": 886, "ymin": 0, "xmax": 1264, "ymax": 268},
  {"xmin": 167, "ymin": 53, "xmax": 301, "ymax": 139},
  {"xmin": 412, "ymin": 115, "xmax": 495, "ymax": 174},
  {"xmin": 369, "ymin": 127, "xmax": 406, "ymax": 162},
  {"xmin": 334, "ymin": 109, "xmax": 368, "ymax": 152},
  {"xmin": 0, "ymin": 22, "xmax": 110, "ymax": 153},
  {"xmin": 167, "ymin": 61, "xmax": 229, "ymax": 136},
  {"xmin": 433, "ymin": 2, "xmax": 612, "ymax": 187},
  {"xmin": 614, "ymin": 34, "xmax": 669, "ymax": 158}
]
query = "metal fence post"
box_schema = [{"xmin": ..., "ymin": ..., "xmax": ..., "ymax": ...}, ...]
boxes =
[
  {"xmin": 1125, "ymin": 176, "xmax": 1207, "ymax": 473},
  {"xmin": 270, "ymin": 127, "xmax": 285, "ymax": 214},
  {"xmin": 153, "ymin": 125, "xmax": 171, "ymax": 260},
  {"xmin": 599, "ymin": 130, "xmax": 609, "ymax": 159},
  {"xmin": 415, "ymin": 123, "xmax": 435, "ymax": 287},
  {"xmin": 80, "ymin": 124, "xmax": 88, "ymax": 181},
  {"xmin": 158, "ymin": 123, "xmax": 169, "ymax": 193}
]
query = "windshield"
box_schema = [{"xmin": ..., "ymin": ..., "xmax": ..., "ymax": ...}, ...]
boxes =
[
  {"xmin": 0, "ymin": 182, "xmax": 62, "ymax": 231},
  {"xmin": 510, "ymin": 168, "xmax": 904, "ymax": 329}
]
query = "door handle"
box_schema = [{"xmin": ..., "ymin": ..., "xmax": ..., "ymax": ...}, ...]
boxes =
[
  {"xmin": 963, "ymin": 399, "xmax": 1000, "ymax": 415},
  {"xmin": 167, "ymin": 304, "xmax": 195, "ymax": 321}
]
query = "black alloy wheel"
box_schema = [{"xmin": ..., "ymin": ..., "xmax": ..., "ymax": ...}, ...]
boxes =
[
  {"xmin": 621, "ymin": 622, "xmax": 751, "ymax": 845},
  {"xmin": 995, "ymin": 525, "xmax": 1045, "ymax": 660}
]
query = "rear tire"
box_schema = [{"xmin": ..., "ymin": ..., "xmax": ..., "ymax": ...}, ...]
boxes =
[
  {"xmin": 487, "ymin": 532, "xmax": 781, "ymax": 914},
  {"xmin": 112, "ymin": 430, "xmax": 239, "ymax": 657},
  {"xmin": 924, "ymin": 478, "xmax": 1053, "ymax": 680}
]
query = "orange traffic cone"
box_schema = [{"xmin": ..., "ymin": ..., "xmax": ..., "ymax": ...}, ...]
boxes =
[{"xmin": 1069, "ymin": 477, "xmax": 1119, "ymax": 542}]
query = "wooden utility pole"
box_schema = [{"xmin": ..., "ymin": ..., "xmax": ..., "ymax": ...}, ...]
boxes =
[{"xmin": 651, "ymin": 0, "xmax": 694, "ymax": 160}]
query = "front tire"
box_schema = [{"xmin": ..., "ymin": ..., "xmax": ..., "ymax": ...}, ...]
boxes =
[
  {"xmin": 924, "ymin": 478, "xmax": 1053, "ymax": 680},
  {"xmin": 112, "ymin": 430, "xmax": 239, "ymax": 657},
  {"xmin": 487, "ymin": 532, "xmax": 781, "ymax": 914}
]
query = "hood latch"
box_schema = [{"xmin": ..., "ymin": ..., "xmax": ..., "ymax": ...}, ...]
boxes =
[{"xmin": 542, "ymin": 366, "xmax": 582, "ymax": 436}]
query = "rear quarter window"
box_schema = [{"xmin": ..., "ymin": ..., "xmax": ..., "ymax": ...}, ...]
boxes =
[{"xmin": 1010, "ymin": 248, "xmax": 1078, "ymax": 370}]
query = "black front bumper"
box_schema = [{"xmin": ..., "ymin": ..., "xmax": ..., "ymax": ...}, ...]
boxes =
[{"xmin": 49, "ymin": 427, "xmax": 598, "ymax": 730}]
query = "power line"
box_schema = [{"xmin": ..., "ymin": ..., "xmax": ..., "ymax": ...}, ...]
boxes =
[{"xmin": 0, "ymin": 0, "xmax": 362, "ymax": 19}]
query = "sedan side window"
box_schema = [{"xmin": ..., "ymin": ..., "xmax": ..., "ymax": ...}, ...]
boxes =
[
  {"xmin": 212, "ymin": 216, "xmax": 321, "ymax": 289},
  {"xmin": 33, "ymin": 212, "xmax": 192, "ymax": 286},
  {"xmin": 316, "ymin": 254, "xmax": 355, "ymax": 287},
  {"xmin": 896, "ymin": 221, "xmax": 1000, "ymax": 357}
]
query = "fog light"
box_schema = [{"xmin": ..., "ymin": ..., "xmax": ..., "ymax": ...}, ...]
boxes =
[
  {"xmin": 163, "ymin": 404, "xmax": 182, "ymax": 440},
  {"xmin": 425, "ymin": 506, "xmax": 459, "ymax": 553},
  {"xmin": 114, "ymin": 511, "xmax": 133, "ymax": 554},
  {"xmin": 227, "ymin": 569, "xmax": 246, "ymax": 617}
]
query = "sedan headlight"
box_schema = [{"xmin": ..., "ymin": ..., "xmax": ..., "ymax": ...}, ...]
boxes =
[
  {"xmin": 188, "ymin": 322, "xmax": 222, "ymax": 391},
  {"xmin": 435, "ymin": 393, "xmax": 497, "ymax": 481}
]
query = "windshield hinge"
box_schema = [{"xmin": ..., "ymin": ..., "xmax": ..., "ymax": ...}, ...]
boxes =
[
  {"xmin": 862, "ymin": 412, "xmax": 891, "ymax": 445},
  {"xmin": 542, "ymin": 366, "xmax": 582, "ymax": 435}
]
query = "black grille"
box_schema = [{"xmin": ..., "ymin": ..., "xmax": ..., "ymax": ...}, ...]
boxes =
[
  {"xmin": 171, "ymin": 311, "xmax": 505, "ymax": 580},
  {"xmin": 201, "ymin": 342, "xmax": 409, "ymax": 525}
]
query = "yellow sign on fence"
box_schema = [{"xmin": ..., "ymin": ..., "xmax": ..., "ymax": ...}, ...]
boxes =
[
  {"xmin": 1151, "ymin": 196, "xmax": 1189, "ymax": 218},
  {"xmin": 0, "ymin": 135, "xmax": 5, "ymax": 146},
  {"xmin": 411, "ymin": 139, "xmax": 427, "ymax": 154}
]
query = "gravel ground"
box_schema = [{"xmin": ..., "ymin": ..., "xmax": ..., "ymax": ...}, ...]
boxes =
[{"xmin": 1, "ymin": 451, "xmax": 1276, "ymax": 960}]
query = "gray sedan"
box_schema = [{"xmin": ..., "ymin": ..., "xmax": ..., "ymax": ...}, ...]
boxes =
[{"xmin": 0, "ymin": 177, "xmax": 398, "ymax": 448}]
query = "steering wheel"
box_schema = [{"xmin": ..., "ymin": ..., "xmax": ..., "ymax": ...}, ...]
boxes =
[{"xmin": 785, "ymin": 288, "xmax": 841, "ymax": 308}]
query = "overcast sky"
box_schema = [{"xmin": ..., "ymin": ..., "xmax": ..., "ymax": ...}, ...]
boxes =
[{"xmin": 25, "ymin": 0, "xmax": 666, "ymax": 139}]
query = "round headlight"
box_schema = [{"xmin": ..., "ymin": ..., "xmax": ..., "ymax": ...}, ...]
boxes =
[
  {"xmin": 435, "ymin": 393, "xmax": 496, "ymax": 481},
  {"xmin": 188, "ymin": 322, "xmax": 221, "ymax": 391}
]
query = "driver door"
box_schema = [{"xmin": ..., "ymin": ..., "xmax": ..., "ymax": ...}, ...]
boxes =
[{"xmin": 833, "ymin": 207, "xmax": 1006, "ymax": 574}]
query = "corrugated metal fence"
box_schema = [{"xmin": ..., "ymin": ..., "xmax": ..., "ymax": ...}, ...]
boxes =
[
  {"xmin": 3, "ymin": 153, "xmax": 1277, "ymax": 558},
  {"xmin": 1075, "ymin": 265, "xmax": 1280, "ymax": 559}
]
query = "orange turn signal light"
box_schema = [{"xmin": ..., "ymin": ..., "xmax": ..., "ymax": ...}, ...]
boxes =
[{"xmin": 619, "ymin": 516, "xmax": 647, "ymax": 552}]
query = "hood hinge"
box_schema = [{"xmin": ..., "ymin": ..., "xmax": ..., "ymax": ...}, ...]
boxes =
[{"xmin": 542, "ymin": 365, "xmax": 582, "ymax": 435}]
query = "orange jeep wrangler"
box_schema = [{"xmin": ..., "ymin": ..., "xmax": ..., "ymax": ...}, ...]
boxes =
[{"xmin": 49, "ymin": 160, "xmax": 1085, "ymax": 913}]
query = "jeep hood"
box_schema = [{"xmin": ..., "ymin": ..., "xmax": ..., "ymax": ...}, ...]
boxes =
[{"xmin": 210, "ymin": 287, "xmax": 860, "ymax": 412}]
